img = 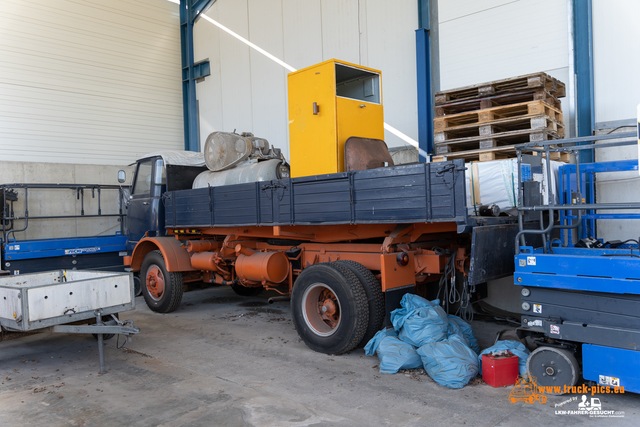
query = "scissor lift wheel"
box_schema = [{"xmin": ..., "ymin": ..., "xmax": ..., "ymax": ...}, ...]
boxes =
[{"xmin": 526, "ymin": 346, "xmax": 579, "ymax": 393}]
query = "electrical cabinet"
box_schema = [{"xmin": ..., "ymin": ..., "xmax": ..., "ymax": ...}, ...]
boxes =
[{"xmin": 288, "ymin": 59, "xmax": 384, "ymax": 178}]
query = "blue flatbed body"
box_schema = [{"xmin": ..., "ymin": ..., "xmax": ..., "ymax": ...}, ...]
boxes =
[{"xmin": 164, "ymin": 160, "xmax": 469, "ymax": 229}]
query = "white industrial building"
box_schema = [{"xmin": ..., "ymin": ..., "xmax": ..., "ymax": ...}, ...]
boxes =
[
  {"xmin": 1, "ymin": 1, "xmax": 639, "ymax": 425},
  {"xmin": 2, "ymin": 1, "xmax": 638, "ymax": 164}
]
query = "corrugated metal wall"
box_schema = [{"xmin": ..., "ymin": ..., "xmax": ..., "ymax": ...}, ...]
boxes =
[
  {"xmin": 0, "ymin": 0, "xmax": 183, "ymax": 165},
  {"xmin": 193, "ymin": 0, "xmax": 419, "ymax": 159}
]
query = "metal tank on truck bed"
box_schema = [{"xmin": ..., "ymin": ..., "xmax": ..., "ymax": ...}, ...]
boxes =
[{"xmin": 122, "ymin": 60, "xmax": 526, "ymax": 355}]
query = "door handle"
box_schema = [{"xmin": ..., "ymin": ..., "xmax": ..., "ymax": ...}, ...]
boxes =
[
  {"xmin": 143, "ymin": 202, "xmax": 149, "ymax": 205},
  {"xmin": 312, "ymin": 102, "xmax": 319, "ymax": 115}
]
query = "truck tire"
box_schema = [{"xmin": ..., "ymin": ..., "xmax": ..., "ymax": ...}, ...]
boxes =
[
  {"xmin": 291, "ymin": 263, "xmax": 369, "ymax": 355},
  {"xmin": 231, "ymin": 283, "xmax": 264, "ymax": 297},
  {"xmin": 140, "ymin": 250, "xmax": 183, "ymax": 313},
  {"xmin": 334, "ymin": 260, "xmax": 385, "ymax": 348}
]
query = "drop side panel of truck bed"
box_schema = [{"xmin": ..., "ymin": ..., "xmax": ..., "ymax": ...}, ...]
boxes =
[{"xmin": 163, "ymin": 160, "xmax": 468, "ymax": 228}]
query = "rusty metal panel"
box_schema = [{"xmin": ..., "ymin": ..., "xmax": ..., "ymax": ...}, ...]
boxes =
[
  {"xmin": 380, "ymin": 252, "xmax": 416, "ymax": 292},
  {"xmin": 344, "ymin": 137, "xmax": 394, "ymax": 172}
]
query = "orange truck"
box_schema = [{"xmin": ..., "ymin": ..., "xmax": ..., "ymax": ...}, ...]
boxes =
[{"xmin": 121, "ymin": 61, "xmax": 520, "ymax": 355}]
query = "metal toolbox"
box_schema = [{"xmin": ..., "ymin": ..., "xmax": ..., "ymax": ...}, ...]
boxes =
[{"xmin": 0, "ymin": 270, "xmax": 134, "ymax": 331}]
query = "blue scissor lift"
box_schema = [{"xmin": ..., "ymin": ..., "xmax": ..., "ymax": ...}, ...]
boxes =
[
  {"xmin": 513, "ymin": 132, "xmax": 640, "ymax": 393},
  {"xmin": 1, "ymin": 183, "xmax": 129, "ymax": 277}
]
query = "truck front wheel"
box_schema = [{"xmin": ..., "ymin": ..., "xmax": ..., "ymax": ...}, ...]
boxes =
[
  {"xmin": 291, "ymin": 263, "xmax": 369, "ymax": 355},
  {"xmin": 140, "ymin": 250, "xmax": 184, "ymax": 313}
]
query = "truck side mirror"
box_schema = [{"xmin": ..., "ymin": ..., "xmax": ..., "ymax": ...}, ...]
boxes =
[{"xmin": 118, "ymin": 170, "xmax": 126, "ymax": 183}]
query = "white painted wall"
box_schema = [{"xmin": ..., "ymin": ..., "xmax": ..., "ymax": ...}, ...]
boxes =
[
  {"xmin": 592, "ymin": 1, "xmax": 640, "ymax": 240},
  {"xmin": 0, "ymin": 0, "xmax": 183, "ymax": 165},
  {"xmin": 594, "ymin": 129, "xmax": 640, "ymax": 242},
  {"xmin": 193, "ymin": 0, "xmax": 420, "ymax": 159},
  {"xmin": 592, "ymin": 0, "xmax": 640, "ymax": 124},
  {"xmin": 438, "ymin": 0, "xmax": 573, "ymax": 134}
]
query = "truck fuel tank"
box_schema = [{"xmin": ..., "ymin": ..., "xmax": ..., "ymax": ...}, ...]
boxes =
[
  {"xmin": 192, "ymin": 159, "xmax": 288, "ymax": 188},
  {"xmin": 235, "ymin": 249, "xmax": 289, "ymax": 284}
]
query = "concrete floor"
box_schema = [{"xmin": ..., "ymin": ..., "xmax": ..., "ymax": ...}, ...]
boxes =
[{"xmin": 1, "ymin": 286, "xmax": 639, "ymax": 427}]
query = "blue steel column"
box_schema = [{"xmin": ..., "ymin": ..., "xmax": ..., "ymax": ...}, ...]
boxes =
[
  {"xmin": 180, "ymin": 0, "xmax": 215, "ymax": 152},
  {"xmin": 416, "ymin": 0, "xmax": 433, "ymax": 161},
  {"xmin": 180, "ymin": 1, "xmax": 198, "ymax": 152},
  {"xmin": 573, "ymin": 0, "xmax": 594, "ymax": 162}
]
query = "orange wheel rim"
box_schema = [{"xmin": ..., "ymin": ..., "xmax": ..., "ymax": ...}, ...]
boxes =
[
  {"xmin": 146, "ymin": 265, "xmax": 165, "ymax": 301},
  {"xmin": 302, "ymin": 284, "xmax": 341, "ymax": 336}
]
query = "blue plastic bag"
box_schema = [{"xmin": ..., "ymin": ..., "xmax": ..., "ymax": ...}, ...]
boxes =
[
  {"xmin": 364, "ymin": 329, "xmax": 423, "ymax": 374},
  {"xmin": 478, "ymin": 340, "xmax": 530, "ymax": 376},
  {"xmin": 417, "ymin": 335, "xmax": 479, "ymax": 389},
  {"xmin": 447, "ymin": 315, "xmax": 480, "ymax": 355},
  {"xmin": 446, "ymin": 321, "xmax": 468, "ymax": 346},
  {"xmin": 395, "ymin": 293, "xmax": 435, "ymax": 312},
  {"xmin": 390, "ymin": 295, "xmax": 449, "ymax": 347}
]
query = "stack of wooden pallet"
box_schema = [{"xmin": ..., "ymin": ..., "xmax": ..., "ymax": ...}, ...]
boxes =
[{"xmin": 432, "ymin": 72, "xmax": 567, "ymax": 162}]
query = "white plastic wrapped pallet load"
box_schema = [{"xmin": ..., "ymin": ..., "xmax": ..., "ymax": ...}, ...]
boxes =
[{"xmin": 465, "ymin": 159, "xmax": 562, "ymax": 216}]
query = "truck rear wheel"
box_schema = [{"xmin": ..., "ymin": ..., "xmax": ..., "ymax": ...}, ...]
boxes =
[
  {"xmin": 140, "ymin": 250, "xmax": 183, "ymax": 313},
  {"xmin": 291, "ymin": 263, "xmax": 368, "ymax": 354},
  {"xmin": 335, "ymin": 260, "xmax": 385, "ymax": 348}
]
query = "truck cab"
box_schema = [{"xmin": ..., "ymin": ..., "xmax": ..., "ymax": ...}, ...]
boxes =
[
  {"xmin": 126, "ymin": 156, "xmax": 165, "ymax": 253},
  {"xmin": 122, "ymin": 153, "xmax": 207, "ymax": 254}
]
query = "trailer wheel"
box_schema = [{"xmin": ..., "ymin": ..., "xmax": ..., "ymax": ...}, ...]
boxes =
[
  {"xmin": 133, "ymin": 275, "xmax": 142, "ymax": 297},
  {"xmin": 334, "ymin": 260, "xmax": 385, "ymax": 348},
  {"xmin": 91, "ymin": 313, "xmax": 118, "ymax": 341},
  {"xmin": 140, "ymin": 250, "xmax": 183, "ymax": 313},
  {"xmin": 231, "ymin": 283, "xmax": 264, "ymax": 297},
  {"xmin": 291, "ymin": 263, "xmax": 368, "ymax": 354},
  {"xmin": 526, "ymin": 346, "xmax": 579, "ymax": 393}
]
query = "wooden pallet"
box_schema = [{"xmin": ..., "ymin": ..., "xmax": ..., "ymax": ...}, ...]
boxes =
[
  {"xmin": 435, "ymin": 88, "xmax": 561, "ymax": 117},
  {"xmin": 435, "ymin": 116, "xmax": 565, "ymax": 152},
  {"xmin": 435, "ymin": 128, "xmax": 560, "ymax": 157},
  {"xmin": 434, "ymin": 100, "xmax": 563, "ymax": 131},
  {"xmin": 435, "ymin": 72, "xmax": 566, "ymax": 106},
  {"xmin": 432, "ymin": 146, "xmax": 571, "ymax": 163}
]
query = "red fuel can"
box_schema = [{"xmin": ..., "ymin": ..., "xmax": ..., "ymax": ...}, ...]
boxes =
[{"xmin": 482, "ymin": 351, "xmax": 519, "ymax": 387}]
